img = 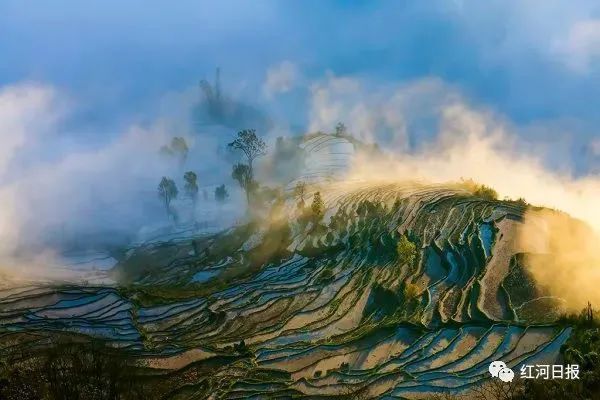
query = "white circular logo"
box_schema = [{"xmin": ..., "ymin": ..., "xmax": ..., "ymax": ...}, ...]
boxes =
[
  {"xmin": 498, "ymin": 367, "xmax": 515, "ymax": 382},
  {"xmin": 488, "ymin": 360, "xmax": 507, "ymax": 378}
]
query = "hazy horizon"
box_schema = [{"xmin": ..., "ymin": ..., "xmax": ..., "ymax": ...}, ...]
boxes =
[{"xmin": 2, "ymin": 0, "xmax": 600, "ymax": 269}]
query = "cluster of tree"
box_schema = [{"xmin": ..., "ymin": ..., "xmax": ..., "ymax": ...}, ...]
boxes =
[
  {"xmin": 0, "ymin": 341, "xmax": 155, "ymax": 400},
  {"xmin": 311, "ymin": 191, "xmax": 325, "ymax": 221},
  {"xmin": 0, "ymin": 337, "xmax": 255, "ymax": 400},
  {"xmin": 227, "ymin": 122, "xmax": 349, "ymax": 215},
  {"xmin": 157, "ymin": 170, "xmax": 230, "ymax": 222},
  {"xmin": 184, "ymin": 171, "xmax": 199, "ymax": 207},
  {"xmin": 159, "ymin": 136, "xmax": 189, "ymax": 167},
  {"xmin": 292, "ymin": 180, "xmax": 325, "ymax": 227},
  {"xmin": 334, "ymin": 122, "xmax": 347, "ymax": 137},
  {"xmin": 199, "ymin": 67, "xmax": 223, "ymax": 122},
  {"xmin": 228, "ymin": 129, "xmax": 266, "ymax": 206},
  {"xmin": 473, "ymin": 184, "xmax": 499, "ymax": 201},
  {"xmin": 194, "ymin": 68, "xmax": 272, "ymax": 131},
  {"xmin": 156, "ymin": 128, "xmax": 269, "ymax": 225},
  {"xmin": 214, "ymin": 184, "xmax": 229, "ymax": 203},
  {"xmin": 158, "ymin": 121, "xmax": 353, "ymax": 224},
  {"xmin": 396, "ymin": 233, "xmax": 417, "ymax": 267},
  {"xmin": 460, "ymin": 178, "xmax": 499, "ymax": 201},
  {"xmin": 157, "ymin": 176, "xmax": 179, "ymax": 220}
]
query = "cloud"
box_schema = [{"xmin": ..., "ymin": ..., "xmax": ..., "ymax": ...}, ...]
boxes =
[
  {"xmin": 262, "ymin": 61, "xmax": 299, "ymax": 98},
  {"xmin": 2, "ymin": 69, "xmax": 600, "ymax": 300},
  {"xmin": 0, "ymin": 83, "xmax": 68, "ymax": 258},
  {"xmin": 590, "ymin": 137, "xmax": 600, "ymax": 156},
  {"xmin": 0, "ymin": 88, "xmax": 170, "ymax": 259},
  {"xmin": 553, "ymin": 19, "xmax": 600, "ymax": 72},
  {"xmin": 308, "ymin": 74, "xmax": 364, "ymax": 133},
  {"xmin": 307, "ymin": 74, "xmax": 460, "ymax": 151},
  {"xmin": 323, "ymin": 75, "xmax": 600, "ymax": 310},
  {"xmin": 0, "ymin": 83, "xmax": 67, "ymax": 178},
  {"xmin": 346, "ymin": 88, "xmax": 600, "ymax": 232},
  {"xmin": 0, "ymin": 82, "xmax": 246, "ymax": 280},
  {"xmin": 307, "ymin": 73, "xmax": 598, "ymax": 214},
  {"xmin": 519, "ymin": 208, "xmax": 600, "ymax": 311}
]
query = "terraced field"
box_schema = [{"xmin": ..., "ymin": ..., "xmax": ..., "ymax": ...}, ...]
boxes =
[
  {"xmin": 0, "ymin": 181, "xmax": 570, "ymax": 399},
  {"xmin": 294, "ymin": 134, "xmax": 355, "ymax": 185}
]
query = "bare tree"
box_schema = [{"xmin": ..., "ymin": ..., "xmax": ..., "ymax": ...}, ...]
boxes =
[
  {"xmin": 294, "ymin": 181, "xmax": 307, "ymax": 209},
  {"xmin": 469, "ymin": 378, "xmax": 525, "ymax": 400},
  {"xmin": 0, "ymin": 341, "xmax": 156, "ymax": 400}
]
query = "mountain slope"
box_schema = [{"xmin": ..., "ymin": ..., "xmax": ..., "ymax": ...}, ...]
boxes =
[{"xmin": 0, "ymin": 182, "xmax": 571, "ymax": 398}]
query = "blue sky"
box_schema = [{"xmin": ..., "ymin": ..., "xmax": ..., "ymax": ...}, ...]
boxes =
[
  {"xmin": 4, "ymin": 0, "xmax": 600, "ymax": 257},
  {"xmin": 2, "ymin": 0, "xmax": 600, "ymax": 172}
]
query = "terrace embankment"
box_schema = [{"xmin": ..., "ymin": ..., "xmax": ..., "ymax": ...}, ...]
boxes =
[{"xmin": 0, "ymin": 183, "xmax": 571, "ymax": 398}]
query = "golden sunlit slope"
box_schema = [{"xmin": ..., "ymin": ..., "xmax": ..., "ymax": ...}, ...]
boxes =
[{"xmin": 0, "ymin": 181, "xmax": 580, "ymax": 398}]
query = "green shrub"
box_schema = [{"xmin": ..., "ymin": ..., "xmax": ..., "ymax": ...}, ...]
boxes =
[
  {"xmin": 311, "ymin": 191, "xmax": 325, "ymax": 221},
  {"xmin": 397, "ymin": 234, "xmax": 417, "ymax": 266},
  {"xmin": 315, "ymin": 268, "xmax": 334, "ymax": 284},
  {"xmin": 460, "ymin": 178, "xmax": 499, "ymax": 200},
  {"xmin": 473, "ymin": 184, "xmax": 498, "ymax": 200},
  {"xmin": 403, "ymin": 282, "xmax": 420, "ymax": 299}
]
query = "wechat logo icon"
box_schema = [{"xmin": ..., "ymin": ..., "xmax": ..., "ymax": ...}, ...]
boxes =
[{"xmin": 489, "ymin": 360, "xmax": 515, "ymax": 382}]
